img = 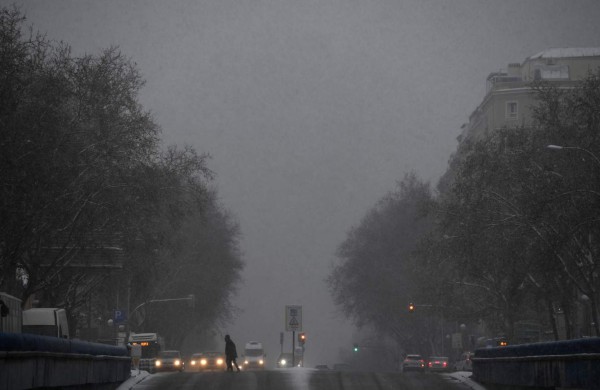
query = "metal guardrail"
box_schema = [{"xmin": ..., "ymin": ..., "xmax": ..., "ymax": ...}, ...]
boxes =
[{"xmin": 472, "ymin": 337, "xmax": 600, "ymax": 390}]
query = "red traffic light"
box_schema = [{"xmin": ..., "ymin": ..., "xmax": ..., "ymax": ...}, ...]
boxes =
[{"xmin": 298, "ymin": 332, "xmax": 306, "ymax": 343}]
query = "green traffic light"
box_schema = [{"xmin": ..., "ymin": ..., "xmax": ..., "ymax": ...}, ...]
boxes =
[{"xmin": 353, "ymin": 343, "xmax": 359, "ymax": 352}]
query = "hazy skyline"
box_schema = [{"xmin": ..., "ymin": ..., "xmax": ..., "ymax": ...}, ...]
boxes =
[{"xmin": 9, "ymin": 0, "xmax": 600, "ymax": 366}]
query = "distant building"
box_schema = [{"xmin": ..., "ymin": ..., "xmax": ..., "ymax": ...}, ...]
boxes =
[
  {"xmin": 439, "ymin": 48, "xmax": 600, "ymax": 192},
  {"xmin": 460, "ymin": 47, "xmax": 600, "ymax": 144}
]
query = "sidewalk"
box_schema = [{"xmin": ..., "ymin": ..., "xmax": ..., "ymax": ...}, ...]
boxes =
[
  {"xmin": 115, "ymin": 370, "xmax": 151, "ymax": 390},
  {"xmin": 445, "ymin": 371, "xmax": 487, "ymax": 390}
]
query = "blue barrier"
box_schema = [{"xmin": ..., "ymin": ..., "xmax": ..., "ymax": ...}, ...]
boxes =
[
  {"xmin": 0, "ymin": 332, "xmax": 130, "ymax": 390},
  {"xmin": 475, "ymin": 337, "xmax": 600, "ymax": 358},
  {"xmin": 472, "ymin": 337, "xmax": 600, "ymax": 390},
  {"xmin": 0, "ymin": 332, "xmax": 128, "ymax": 356}
]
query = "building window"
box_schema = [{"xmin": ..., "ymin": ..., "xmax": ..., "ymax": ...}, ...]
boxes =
[
  {"xmin": 533, "ymin": 65, "xmax": 569, "ymax": 80},
  {"xmin": 506, "ymin": 101, "xmax": 518, "ymax": 120}
]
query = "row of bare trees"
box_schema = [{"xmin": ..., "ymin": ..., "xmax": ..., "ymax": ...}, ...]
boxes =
[
  {"xmin": 0, "ymin": 7, "xmax": 243, "ymax": 348},
  {"xmin": 329, "ymin": 70, "xmax": 600, "ymax": 357}
]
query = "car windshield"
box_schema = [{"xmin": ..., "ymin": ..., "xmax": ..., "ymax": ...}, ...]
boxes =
[
  {"xmin": 159, "ymin": 351, "xmax": 179, "ymax": 358},
  {"xmin": 406, "ymin": 355, "xmax": 422, "ymax": 360},
  {"xmin": 245, "ymin": 349, "xmax": 263, "ymax": 357}
]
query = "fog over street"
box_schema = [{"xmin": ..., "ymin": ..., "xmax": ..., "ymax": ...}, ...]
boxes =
[{"xmin": 9, "ymin": 0, "xmax": 600, "ymax": 367}]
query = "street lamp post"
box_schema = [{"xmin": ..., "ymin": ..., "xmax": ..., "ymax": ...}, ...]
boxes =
[
  {"xmin": 546, "ymin": 144, "xmax": 600, "ymax": 167},
  {"xmin": 546, "ymin": 144, "xmax": 600, "ymax": 337},
  {"xmin": 408, "ymin": 303, "xmax": 446, "ymax": 355},
  {"xmin": 124, "ymin": 294, "xmax": 195, "ymax": 349}
]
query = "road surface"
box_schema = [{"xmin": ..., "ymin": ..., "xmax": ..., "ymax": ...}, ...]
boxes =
[{"xmin": 126, "ymin": 368, "xmax": 478, "ymax": 390}]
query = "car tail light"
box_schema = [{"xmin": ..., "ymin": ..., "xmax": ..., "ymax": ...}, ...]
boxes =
[
  {"xmin": 443, "ymin": 362, "xmax": 447, "ymax": 367},
  {"xmin": 428, "ymin": 362, "xmax": 432, "ymax": 367}
]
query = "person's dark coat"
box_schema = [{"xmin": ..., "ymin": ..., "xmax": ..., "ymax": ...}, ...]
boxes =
[{"xmin": 225, "ymin": 335, "xmax": 237, "ymax": 359}]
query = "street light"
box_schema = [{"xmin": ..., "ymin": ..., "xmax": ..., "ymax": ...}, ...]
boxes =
[
  {"xmin": 580, "ymin": 294, "xmax": 594, "ymax": 337},
  {"xmin": 547, "ymin": 144, "xmax": 600, "ymax": 337},
  {"xmin": 546, "ymin": 144, "xmax": 600, "ymax": 167},
  {"xmin": 124, "ymin": 294, "xmax": 196, "ymax": 348}
]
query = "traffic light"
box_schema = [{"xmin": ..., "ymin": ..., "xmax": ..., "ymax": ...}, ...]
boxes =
[
  {"xmin": 353, "ymin": 343, "xmax": 359, "ymax": 352},
  {"xmin": 298, "ymin": 332, "xmax": 306, "ymax": 345},
  {"xmin": 408, "ymin": 302, "xmax": 415, "ymax": 313}
]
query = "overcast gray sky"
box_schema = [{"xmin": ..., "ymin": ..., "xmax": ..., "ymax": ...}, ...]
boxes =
[{"xmin": 9, "ymin": 0, "xmax": 600, "ymax": 366}]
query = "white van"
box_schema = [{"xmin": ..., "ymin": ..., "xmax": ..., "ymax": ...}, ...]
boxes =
[
  {"xmin": 243, "ymin": 341, "xmax": 266, "ymax": 370},
  {"xmin": 22, "ymin": 308, "xmax": 69, "ymax": 338},
  {"xmin": 0, "ymin": 292, "xmax": 22, "ymax": 333}
]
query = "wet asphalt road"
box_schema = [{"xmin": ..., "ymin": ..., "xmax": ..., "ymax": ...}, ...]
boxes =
[{"xmin": 129, "ymin": 369, "xmax": 473, "ymax": 390}]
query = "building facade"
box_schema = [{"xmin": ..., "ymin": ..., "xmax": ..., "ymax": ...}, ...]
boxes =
[{"xmin": 460, "ymin": 47, "xmax": 600, "ymax": 144}]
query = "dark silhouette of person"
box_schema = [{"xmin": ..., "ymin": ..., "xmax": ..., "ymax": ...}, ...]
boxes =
[{"xmin": 224, "ymin": 334, "xmax": 241, "ymax": 372}]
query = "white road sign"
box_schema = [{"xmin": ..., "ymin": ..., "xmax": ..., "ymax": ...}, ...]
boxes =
[{"xmin": 285, "ymin": 305, "xmax": 302, "ymax": 332}]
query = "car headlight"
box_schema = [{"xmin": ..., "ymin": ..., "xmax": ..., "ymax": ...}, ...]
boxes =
[
  {"xmin": 191, "ymin": 360, "xmax": 197, "ymax": 365},
  {"xmin": 259, "ymin": 360, "xmax": 264, "ymax": 365},
  {"xmin": 217, "ymin": 358, "xmax": 223, "ymax": 365},
  {"xmin": 201, "ymin": 358, "xmax": 207, "ymax": 365},
  {"xmin": 175, "ymin": 359, "xmax": 181, "ymax": 366},
  {"xmin": 244, "ymin": 360, "xmax": 249, "ymax": 365},
  {"xmin": 280, "ymin": 359, "xmax": 287, "ymax": 366},
  {"xmin": 155, "ymin": 360, "xmax": 162, "ymax": 367}
]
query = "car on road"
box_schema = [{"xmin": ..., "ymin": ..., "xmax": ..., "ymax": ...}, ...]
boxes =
[
  {"xmin": 188, "ymin": 351, "xmax": 225, "ymax": 371},
  {"xmin": 243, "ymin": 341, "xmax": 266, "ymax": 370},
  {"xmin": 402, "ymin": 354, "xmax": 425, "ymax": 372},
  {"xmin": 276, "ymin": 353, "xmax": 302, "ymax": 368},
  {"xmin": 454, "ymin": 352, "xmax": 474, "ymax": 371},
  {"xmin": 155, "ymin": 350, "xmax": 184, "ymax": 372},
  {"xmin": 427, "ymin": 356, "xmax": 449, "ymax": 372}
]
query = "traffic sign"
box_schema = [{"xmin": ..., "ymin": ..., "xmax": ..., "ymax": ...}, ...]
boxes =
[
  {"xmin": 114, "ymin": 309, "xmax": 127, "ymax": 324},
  {"xmin": 285, "ymin": 305, "xmax": 302, "ymax": 332}
]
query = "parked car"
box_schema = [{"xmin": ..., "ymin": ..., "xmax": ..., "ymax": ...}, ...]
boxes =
[
  {"xmin": 155, "ymin": 350, "xmax": 184, "ymax": 372},
  {"xmin": 454, "ymin": 352, "xmax": 474, "ymax": 371},
  {"xmin": 427, "ymin": 356, "xmax": 450, "ymax": 372},
  {"xmin": 402, "ymin": 354, "xmax": 425, "ymax": 372},
  {"xmin": 188, "ymin": 351, "xmax": 225, "ymax": 371}
]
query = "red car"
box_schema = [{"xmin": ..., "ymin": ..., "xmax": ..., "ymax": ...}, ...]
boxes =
[{"xmin": 427, "ymin": 356, "xmax": 449, "ymax": 372}]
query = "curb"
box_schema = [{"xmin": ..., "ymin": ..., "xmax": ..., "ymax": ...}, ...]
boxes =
[
  {"xmin": 445, "ymin": 371, "xmax": 487, "ymax": 390},
  {"xmin": 115, "ymin": 370, "xmax": 151, "ymax": 390}
]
